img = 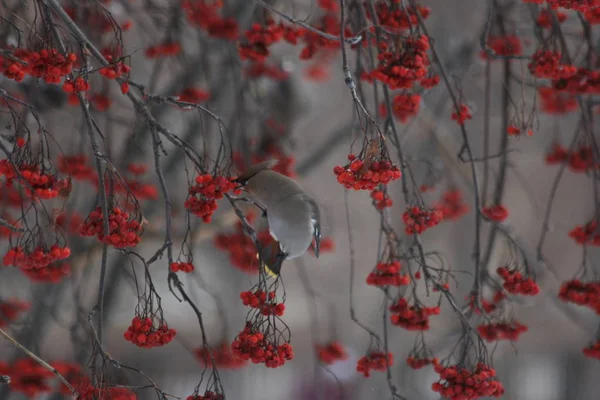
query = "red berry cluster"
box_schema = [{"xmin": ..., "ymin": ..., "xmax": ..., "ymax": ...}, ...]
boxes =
[
  {"xmin": 309, "ymin": 236, "xmax": 335, "ymax": 256},
  {"xmin": 538, "ymin": 86, "xmax": 577, "ymax": 114},
  {"xmin": 477, "ymin": 320, "xmax": 528, "ymax": 342},
  {"xmin": 79, "ymin": 206, "xmax": 142, "ymax": 248},
  {"xmin": 231, "ymin": 323, "xmax": 294, "ymax": 368},
  {"xmin": 389, "ymin": 93, "xmax": 422, "ymax": 122},
  {"xmin": 367, "ymin": 35, "xmax": 431, "ymax": 90},
  {"xmin": 99, "ymin": 49, "xmax": 131, "ymax": 80},
  {"xmin": 334, "ymin": 154, "xmax": 402, "ymax": 190},
  {"xmin": 178, "ymin": 87, "xmax": 211, "ymax": 103},
  {"xmin": 0, "ymin": 299, "xmax": 30, "ymax": 327},
  {"xmin": 238, "ymin": 19, "xmax": 286, "ymax": 62},
  {"xmin": 583, "ymin": 340, "xmax": 600, "ymax": 359},
  {"xmin": 559, "ymin": 279, "xmax": 600, "ymax": 314},
  {"xmin": 0, "ymin": 160, "xmax": 69, "ymax": 200},
  {"xmin": 3, "ymin": 245, "xmax": 71, "ymax": 270},
  {"xmin": 240, "ymin": 290, "xmax": 285, "ymax": 317},
  {"xmin": 584, "ymin": 7, "xmax": 600, "ymax": 23},
  {"xmin": 215, "ymin": 215, "xmax": 273, "ymax": 273},
  {"xmin": 74, "ymin": 377, "xmax": 137, "ymax": 400},
  {"xmin": 366, "ymin": 261, "xmax": 410, "ymax": 287},
  {"xmin": 145, "ymin": 42, "xmax": 182, "ymax": 58},
  {"xmin": 123, "ymin": 316, "xmax": 176, "ymax": 348},
  {"xmin": 496, "ymin": 267, "xmax": 540, "ymax": 296},
  {"xmin": 195, "ymin": 342, "xmax": 247, "ymax": 369},
  {"xmin": 407, "ymin": 356, "xmax": 439, "ymax": 370},
  {"xmin": 432, "ymin": 362, "xmax": 504, "ymax": 400},
  {"xmin": 545, "ymin": 143, "xmax": 569, "ymax": 165},
  {"xmin": 483, "ymin": 35, "xmax": 522, "ymax": 58},
  {"xmin": 435, "ymin": 189, "xmax": 469, "ymax": 221},
  {"xmin": 57, "ymin": 154, "xmax": 96, "ymax": 181},
  {"xmin": 2, "ymin": 48, "xmax": 76, "ymax": 83},
  {"xmin": 569, "ymin": 219, "xmax": 600, "ymax": 246},
  {"xmin": 389, "ymin": 298, "xmax": 441, "ymax": 331},
  {"xmin": 528, "ymin": 50, "xmax": 576, "ymax": 79},
  {"xmin": 169, "ymin": 262, "xmax": 195, "ymax": 273},
  {"xmin": 368, "ymin": 3, "xmax": 431, "ymax": 31},
  {"xmin": 371, "ymin": 189, "xmax": 393, "ymax": 210},
  {"xmin": 316, "ymin": 341, "xmax": 349, "ymax": 365},
  {"xmin": 567, "ymin": 145, "xmax": 599, "ymax": 173},
  {"xmin": 186, "ymin": 392, "xmax": 224, "ymax": 400},
  {"xmin": 51, "ymin": 361, "xmax": 82, "ymax": 395},
  {"xmin": 299, "ymin": 15, "xmax": 351, "ymax": 60},
  {"xmin": 185, "ymin": 174, "xmax": 240, "ymax": 222},
  {"xmin": 482, "ymin": 205, "xmax": 508, "ymax": 222},
  {"xmin": 402, "ymin": 206, "xmax": 443, "ymax": 235},
  {"xmin": 547, "ymin": 0, "xmax": 598, "ymax": 12},
  {"xmin": 183, "ymin": 0, "xmax": 239, "ymax": 41},
  {"xmin": 451, "ymin": 104, "xmax": 472, "ymax": 125},
  {"xmin": 62, "ymin": 77, "xmax": 90, "ymax": 93},
  {"xmin": 467, "ymin": 290, "xmax": 505, "ymax": 315},
  {"xmin": 3, "ymin": 358, "xmax": 53, "ymax": 397},
  {"xmin": 356, "ymin": 351, "xmax": 393, "ymax": 377},
  {"xmin": 21, "ymin": 262, "xmax": 71, "ymax": 283},
  {"xmin": 537, "ymin": 9, "xmax": 567, "ymax": 28}
]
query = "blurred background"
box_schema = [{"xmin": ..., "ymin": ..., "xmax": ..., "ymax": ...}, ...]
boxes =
[{"xmin": 0, "ymin": 0, "xmax": 599, "ymax": 399}]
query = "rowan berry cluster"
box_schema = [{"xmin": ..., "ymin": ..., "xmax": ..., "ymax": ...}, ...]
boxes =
[
  {"xmin": 407, "ymin": 356, "xmax": 439, "ymax": 370},
  {"xmin": 62, "ymin": 76, "xmax": 90, "ymax": 93},
  {"xmin": 538, "ymin": 86, "xmax": 577, "ymax": 114},
  {"xmin": 484, "ymin": 35, "xmax": 522, "ymax": 57},
  {"xmin": 558, "ymin": 279, "xmax": 600, "ymax": 314},
  {"xmin": 170, "ymin": 262, "xmax": 195, "ymax": 273},
  {"xmin": 57, "ymin": 154, "xmax": 95, "ymax": 181},
  {"xmin": 536, "ymin": 9, "xmax": 567, "ymax": 28},
  {"xmin": 0, "ymin": 160, "xmax": 69, "ymax": 200},
  {"xmin": 389, "ymin": 93, "xmax": 422, "ymax": 122},
  {"xmin": 435, "ymin": 189, "xmax": 469, "ymax": 221},
  {"xmin": 99, "ymin": 50, "xmax": 131, "ymax": 80},
  {"xmin": 215, "ymin": 217, "xmax": 273, "ymax": 273},
  {"xmin": 366, "ymin": 261, "xmax": 410, "ymax": 287},
  {"xmin": 432, "ymin": 362, "xmax": 504, "ymax": 400},
  {"xmin": 368, "ymin": 3, "xmax": 431, "ymax": 31},
  {"xmin": 389, "ymin": 298, "xmax": 441, "ymax": 331},
  {"xmin": 2, "ymin": 48, "xmax": 76, "ymax": 83},
  {"xmin": 496, "ymin": 267, "xmax": 540, "ymax": 296},
  {"xmin": 79, "ymin": 206, "xmax": 142, "ymax": 248},
  {"xmin": 299, "ymin": 15, "xmax": 350, "ymax": 60},
  {"xmin": 183, "ymin": 0, "xmax": 239, "ymax": 40},
  {"xmin": 545, "ymin": 143, "xmax": 569, "ymax": 164},
  {"xmin": 74, "ymin": 377, "xmax": 137, "ymax": 400},
  {"xmin": 477, "ymin": 320, "xmax": 528, "ymax": 342},
  {"xmin": 451, "ymin": 104, "xmax": 472, "ymax": 125},
  {"xmin": 0, "ymin": 299, "xmax": 30, "ymax": 327},
  {"xmin": 123, "ymin": 316, "xmax": 176, "ymax": 348},
  {"xmin": 334, "ymin": 154, "xmax": 402, "ymax": 190},
  {"xmin": 569, "ymin": 219, "xmax": 600, "ymax": 245},
  {"xmin": 316, "ymin": 341, "xmax": 349, "ymax": 365},
  {"xmin": 21, "ymin": 262, "xmax": 70, "ymax": 283},
  {"xmin": 367, "ymin": 35, "xmax": 431, "ymax": 90},
  {"xmin": 145, "ymin": 42, "xmax": 182, "ymax": 58},
  {"xmin": 371, "ymin": 189, "xmax": 393, "ymax": 210},
  {"xmin": 567, "ymin": 145, "xmax": 599, "ymax": 173},
  {"xmin": 3, "ymin": 244, "xmax": 71, "ymax": 270},
  {"xmin": 1, "ymin": 358, "xmax": 53, "ymax": 397},
  {"xmin": 195, "ymin": 342, "xmax": 247, "ymax": 369},
  {"xmin": 238, "ymin": 19, "xmax": 286, "ymax": 62},
  {"xmin": 231, "ymin": 323, "xmax": 294, "ymax": 368},
  {"xmin": 186, "ymin": 392, "xmax": 224, "ymax": 400},
  {"xmin": 51, "ymin": 361, "xmax": 82, "ymax": 395},
  {"xmin": 583, "ymin": 340, "xmax": 600, "ymax": 359},
  {"xmin": 356, "ymin": 351, "xmax": 393, "ymax": 377},
  {"xmin": 466, "ymin": 290, "xmax": 505, "ymax": 315},
  {"xmin": 240, "ymin": 290, "xmax": 285, "ymax": 316},
  {"xmin": 585, "ymin": 7, "xmax": 600, "ymax": 23},
  {"xmin": 402, "ymin": 206, "xmax": 443, "ymax": 235},
  {"xmin": 185, "ymin": 174, "xmax": 240, "ymax": 223},
  {"xmin": 547, "ymin": 0, "xmax": 598, "ymax": 12},
  {"xmin": 482, "ymin": 205, "xmax": 508, "ymax": 222},
  {"xmin": 528, "ymin": 50, "xmax": 576, "ymax": 79},
  {"xmin": 178, "ymin": 87, "xmax": 211, "ymax": 103}
]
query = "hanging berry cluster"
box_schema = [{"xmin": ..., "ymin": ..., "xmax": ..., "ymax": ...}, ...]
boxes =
[
  {"xmin": 0, "ymin": 358, "xmax": 53, "ymax": 397},
  {"xmin": 435, "ymin": 189, "xmax": 469, "ymax": 221},
  {"xmin": 170, "ymin": 262, "xmax": 195, "ymax": 273},
  {"xmin": 569, "ymin": 218, "xmax": 600, "ymax": 245},
  {"xmin": 316, "ymin": 341, "xmax": 349, "ymax": 365},
  {"xmin": 356, "ymin": 350, "xmax": 393, "ymax": 377},
  {"xmin": 482, "ymin": 205, "xmax": 509, "ymax": 223},
  {"xmin": 124, "ymin": 316, "xmax": 176, "ymax": 348},
  {"xmin": 3, "ymin": 243, "xmax": 71, "ymax": 270},
  {"xmin": 558, "ymin": 279, "xmax": 600, "ymax": 314},
  {"xmin": 528, "ymin": 50, "xmax": 576, "ymax": 80},
  {"xmin": 238, "ymin": 19, "xmax": 286, "ymax": 62},
  {"xmin": 57, "ymin": 154, "xmax": 96, "ymax": 182},
  {"xmin": 185, "ymin": 173, "xmax": 240, "ymax": 223},
  {"xmin": 367, "ymin": 3, "xmax": 431, "ymax": 31},
  {"xmin": 0, "ymin": 299, "xmax": 30, "ymax": 327},
  {"xmin": 371, "ymin": 189, "xmax": 393, "ymax": 210},
  {"xmin": 334, "ymin": 153, "xmax": 402, "ymax": 191},
  {"xmin": 183, "ymin": 0, "xmax": 240, "ymax": 41},
  {"xmin": 402, "ymin": 206, "xmax": 443, "ymax": 235},
  {"xmin": 240, "ymin": 290, "xmax": 285, "ymax": 317},
  {"xmin": 145, "ymin": 42, "xmax": 182, "ymax": 58},
  {"xmin": 1, "ymin": 48, "xmax": 76, "ymax": 83},
  {"xmin": 231, "ymin": 322, "xmax": 294, "ymax": 368},
  {"xmin": 0, "ymin": 160, "xmax": 69, "ymax": 200},
  {"xmin": 407, "ymin": 355, "xmax": 439, "ymax": 370},
  {"xmin": 79, "ymin": 206, "xmax": 143, "ymax": 248},
  {"xmin": 546, "ymin": 0, "xmax": 599, "ymax": 12},
  {"xmin": 496, "ymin": 266, "xmax": 540, "ymax": 296},
  {"xmin": 477, "ymin": 320, "xmax": 528, "ymax": 342},
  {"xmin": 186, "ymin": 392, "xmax": 224, "ymax": 400},
  {"xmin": 432, "ymin": 362, "xmax": 504, "ymax": 400},
  {"xmin": 389, "ymin": 298, "xmax": 441, "ymax": 331},
  {"xmin": 21, "ymin": 262, "xmax": 71, "ymax": 283},
  {"xmin": 366, "ymin": 260, "xmax": 410, "ymax": 287}
]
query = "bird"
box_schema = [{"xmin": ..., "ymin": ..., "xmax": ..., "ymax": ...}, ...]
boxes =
[{"xmin": 234, "ymin": 159, "xmax": 321, "ymax": 276}]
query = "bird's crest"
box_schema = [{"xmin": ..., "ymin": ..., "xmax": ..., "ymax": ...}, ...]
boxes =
[{"xmin": 234, "ymin": 159, "xmax": 279, "ymax": 186}]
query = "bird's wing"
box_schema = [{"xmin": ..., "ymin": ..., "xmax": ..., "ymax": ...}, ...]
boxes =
[{"xmin": 301, "ymin": 194, "xmax": 321, "ymax": 258}]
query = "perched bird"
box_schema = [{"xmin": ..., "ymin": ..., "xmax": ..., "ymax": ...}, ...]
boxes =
[{"xmin": 235, "ymin": 160, "xmax": 321, "ymax": 276}]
